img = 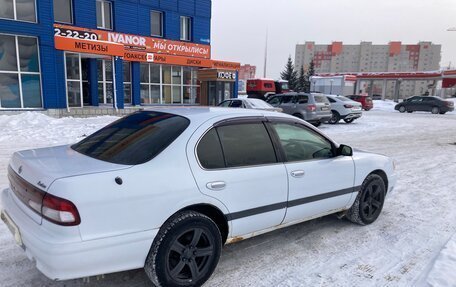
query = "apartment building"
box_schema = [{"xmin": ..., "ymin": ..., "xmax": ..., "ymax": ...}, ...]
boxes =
[{"xmin": 295, "ymin": 41, "xmax": 441, "ymax": 97}]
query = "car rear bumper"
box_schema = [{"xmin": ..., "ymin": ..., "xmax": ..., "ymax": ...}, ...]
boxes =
[
  {"xmin": 304, "ymin": 112, "xmax": 332, "ymax": 123},
  {"xmin": 1, "ymin": 187, "xmax": 158, "ymax": 281}
]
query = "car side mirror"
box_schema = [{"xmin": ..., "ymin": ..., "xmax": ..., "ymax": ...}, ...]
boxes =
[{"xmin": 338, "ymin": 144, "xmax": 353, "ymax": 156}]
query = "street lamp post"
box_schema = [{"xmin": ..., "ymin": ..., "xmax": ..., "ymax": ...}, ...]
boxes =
[{"xmin": 329, "ymin": 79, "xmax": 334, "ymax": 94}]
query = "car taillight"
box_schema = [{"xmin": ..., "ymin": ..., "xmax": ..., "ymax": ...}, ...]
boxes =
[
  {"xmin": 306, "ymin": 105, "xmax": 316, "ymax": 112},
  {"xmin": 41, "ymin": 193, "xmax": 81, "ymax": 226},
  {"xmin": 344, "ymin": 104, "xmax": 353, "ymax": 108}
]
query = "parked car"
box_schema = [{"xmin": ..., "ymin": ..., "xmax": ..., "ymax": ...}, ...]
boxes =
[
  {"xmin": 267, "ymin": 92, "xmax": 332, "ymax": 126},
  {"xmin": 394, "ymin": 96, "xmax": 455, "ymax": 114},
  {"xmin": 325, "ymin": 95, "xmax": 363, "ymax": 124},
  {"xmin": 1, "ymin": 108, "xmax": 397, "ymax": 286},
  {"xmin": 218, "ymin": 98, "xmax": 282, "ymax": 112},
  {"xmin": 347, "ymin": 95, "xmax": 374, "ymax": 111}
]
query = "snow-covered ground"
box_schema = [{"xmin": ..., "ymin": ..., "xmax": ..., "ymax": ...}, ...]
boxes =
[{"xmin": 0, "ymin": 104, "xmax": 455, "ymax": 287}]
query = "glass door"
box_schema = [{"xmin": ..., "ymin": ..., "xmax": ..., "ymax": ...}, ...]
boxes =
[
  {"xmin": 97, "ymin": 59, "xmax": 114, "ymax": 105},
  {"xmin": 65, "ymin": 53, "xmax": 90, "ymax": 108}
]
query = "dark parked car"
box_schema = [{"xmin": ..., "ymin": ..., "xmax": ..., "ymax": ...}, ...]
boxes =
[
  {"xmin": 347, "ymin": 95, "xmax": 374, "ymax": 111},
  {"xmin": 395, "ymin": 96, "xmax": 454, "ymax": 114}
]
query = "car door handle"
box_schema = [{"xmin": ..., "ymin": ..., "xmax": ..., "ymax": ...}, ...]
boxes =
[
  {"xmin": 290, "ymin": 170, "xmax": 305, "ymax": 178},
  {"xmin": 206, "ymin": 181, "xmax": 226, "ymax": 190}
]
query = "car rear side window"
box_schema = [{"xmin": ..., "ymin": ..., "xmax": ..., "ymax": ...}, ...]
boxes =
[
  {"xmin": 72, "ymin": 111, "xmax": 190, "ymax": 165},
  {"xmin": 217, "ymin": 123, "xmax": 277, "ymax": 168},
  {"xmin": 314, "ymin": 95, "xmax": 329, "ymax": 103},
  {"xmin": 197, "ymin": 129, "xmax": 225, "ymax": 169}
]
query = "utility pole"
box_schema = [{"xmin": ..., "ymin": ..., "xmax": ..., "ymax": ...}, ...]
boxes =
[{"xmin": 263, "ymin": 28, "xmax": 268, "ymax": 78}]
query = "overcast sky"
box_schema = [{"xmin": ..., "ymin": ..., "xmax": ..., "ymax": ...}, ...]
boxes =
[{"xmin": 211, "ymin": 0, "xmax": 456, "ymax": 79}]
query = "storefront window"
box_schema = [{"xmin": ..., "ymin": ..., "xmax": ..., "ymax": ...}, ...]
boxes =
[
  {"xmin": 54, "ymin": 0, "xmax": 73, "ymax": 24},
  {"xmin": 97, "ymin": 59, "xmax": 113, "ymax": 104},
  {"xmin": 123, "ymin": 62, "xmax": 132, "ymax": 104},
  {"xmin": 0, "ymin": 34, "xmax": 41, "ymax": 108},
  {"xmin": 0, "ymin": 0, "xmax": 36, "ymax": 22},
  {"xmin": 139, "ymin": 64, "xmax": 199, "ymax": 105}
]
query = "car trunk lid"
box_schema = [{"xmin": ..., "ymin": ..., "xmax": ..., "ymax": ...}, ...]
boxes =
[{"xmin": 8, "ymin": 145, "xmax": 131, "ymax": 224}]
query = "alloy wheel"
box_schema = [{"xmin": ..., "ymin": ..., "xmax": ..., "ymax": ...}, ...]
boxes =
[
  {"xmin": 360, "ymin": 182, "xmax": 385, "ymax": 222},
  {"xmin": 166, "ymin": 228, "xmax": 215, "ymax": 284}
]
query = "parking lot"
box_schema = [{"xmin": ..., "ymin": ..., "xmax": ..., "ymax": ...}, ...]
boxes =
[{"xmin": 0, "ymin": 103, "xmax": 455, "ymax": 286}]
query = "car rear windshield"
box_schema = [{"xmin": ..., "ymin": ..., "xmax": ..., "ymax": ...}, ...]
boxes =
[
  {"xmin": 314, "ymin": 95, "xmax": 329, "ymax": 103},
  {"xmin": 72, "ymin": 111, "xmax": 190, "ymax": 165},
  {"xmin": 337, "ymin": 96, "xmax": 352, "ymax": 102}
]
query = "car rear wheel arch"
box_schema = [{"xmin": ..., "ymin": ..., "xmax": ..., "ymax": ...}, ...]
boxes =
[{"xmin": 180, "ymin": 204, "xmax": 229, "ymax": 244}]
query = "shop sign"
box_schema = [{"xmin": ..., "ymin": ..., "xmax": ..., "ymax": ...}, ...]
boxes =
[
  {"xmin": 54, "ymin": 36, "xmax": 124, "ymax": 57},
  {"xmin": 54, "ymin": 24, "xmax": 211, "ymax": 59},
  {"xmin": 212, "ymin": 60, "xmax": 241, "ymax": 70},
  {"xmin": 217, "ymin": 71, "xmax": 237, "ymax": 80}
]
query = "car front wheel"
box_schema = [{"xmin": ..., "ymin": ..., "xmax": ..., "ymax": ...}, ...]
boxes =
[
  {"xmin": 145, "ymin": 211, "xmax": 222, "ymax": 287},
  {"xmin": 346, "ymin": 174, "xmax": 386, "ymax": 225},
  {"xmin": 398, "ymin": 106, "xmax": 406, "ymax": 113}
]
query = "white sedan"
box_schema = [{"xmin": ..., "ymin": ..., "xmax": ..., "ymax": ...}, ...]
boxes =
[{"xmin": 1, "ymin": 107, "xmax": 397, "ymax": 286}]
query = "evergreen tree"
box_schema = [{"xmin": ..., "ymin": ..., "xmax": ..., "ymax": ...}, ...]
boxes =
[
  {"xmin": 303, "ymin": 60, "xmax": 315, "ymax": 93},
  {"xmin": 280, "ymin": 56, "xmax": 298, "ymax": 91},
  {"xmin": 297, "ymin": 66, "xmax": 306, "ymax": 92}
]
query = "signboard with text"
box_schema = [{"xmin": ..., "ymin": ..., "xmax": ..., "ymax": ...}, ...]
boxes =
[{"xmin": 54, "ymin": 24, "xmax": 211, "ymax": 59}]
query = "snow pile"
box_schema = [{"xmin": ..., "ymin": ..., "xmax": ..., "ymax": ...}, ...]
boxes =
[
  {"xmin": 372, "ymin": 100, "xmax": 396, "ymax": 112},
  {"xmin": 426, "ymin": 235, "xmax": 456, "ymax": 286}
]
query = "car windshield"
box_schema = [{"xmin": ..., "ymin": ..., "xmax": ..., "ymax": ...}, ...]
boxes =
[
  {"xmin": 72, "ymin": 111, "xmax": 190, "ymax": 165},
  {"xmin": 247, "ymin": 99, "xmax": 273, "ymax": 108}
]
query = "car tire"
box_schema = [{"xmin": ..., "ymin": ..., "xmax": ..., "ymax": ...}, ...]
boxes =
[
  {"xmin": 407, "ymin": 111, "xmax": 413, "ymax": 113},
  {"xmin": 343, "ymin": 118, "xmax": 355, "ymax": 124},
  {"xmin": 328, "ymin": 111, "xmax": 340, "ymax": 124},
  {"xmin": 345, "ymin": 174, "xmax": 386, "ymax": 225},
  {"xmin": 398, "ymin": 106, "xmax": 406, "ymax": 113},
  {"xmin": 312, "ymin": 121, "xmax": 322, "ymax": 127},
  {"xmin": 144, "ymin": 211, "xmax": 222, "ymax": 287},
  {"xmin": 440, "ymin": 111, "xmax": 447, "ymax": 115},
  {"xmin": 431, "ymin": 107, "xmax": 440, "ymax": 114}
]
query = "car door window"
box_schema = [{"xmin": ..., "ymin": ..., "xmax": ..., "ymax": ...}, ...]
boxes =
[
  {"xmin": 272, "ymin": 123, "xmax": 334, "ymax": 162},
  {"xmin": 410, "ymin": 97, "xmax": 422, "ymax": 103},
  {"xmin": 217, "ymin": 123, "xmax": 277, "ymax": 168},
  {"xmin": 328, "ymin": 97, "xmax": 336, "ymax": 103},
  {"xmin": 281, "ymin": 95, "xmax": 294, "ymax": 104},
  {"xmin": 267, "ymin": 96, "xmax": 281, "ymax": 106},
  {"xmin": 197, "ymin": 128, "xmax": 225, "ymax": 169},
  {"xmin": 295, "ymin": 95, "xmax": 308, "ymax": 104},
  {"xmin": 219, "ymin": 101, "xmax": 231, "ymax": 107},
  {"xmin": 230, "ymin": 100, "xmax": 243, "ymax": 108}
]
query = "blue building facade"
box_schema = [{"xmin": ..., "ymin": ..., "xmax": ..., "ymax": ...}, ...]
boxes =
[{"xmin": 0, "ymin": 0, "xmax": 238, "ymax": 110}]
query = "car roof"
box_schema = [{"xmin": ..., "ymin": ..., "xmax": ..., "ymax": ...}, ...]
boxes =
[{"xmin": 139, "ymin": 106, "xmax": 293, "ymax": 125}]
